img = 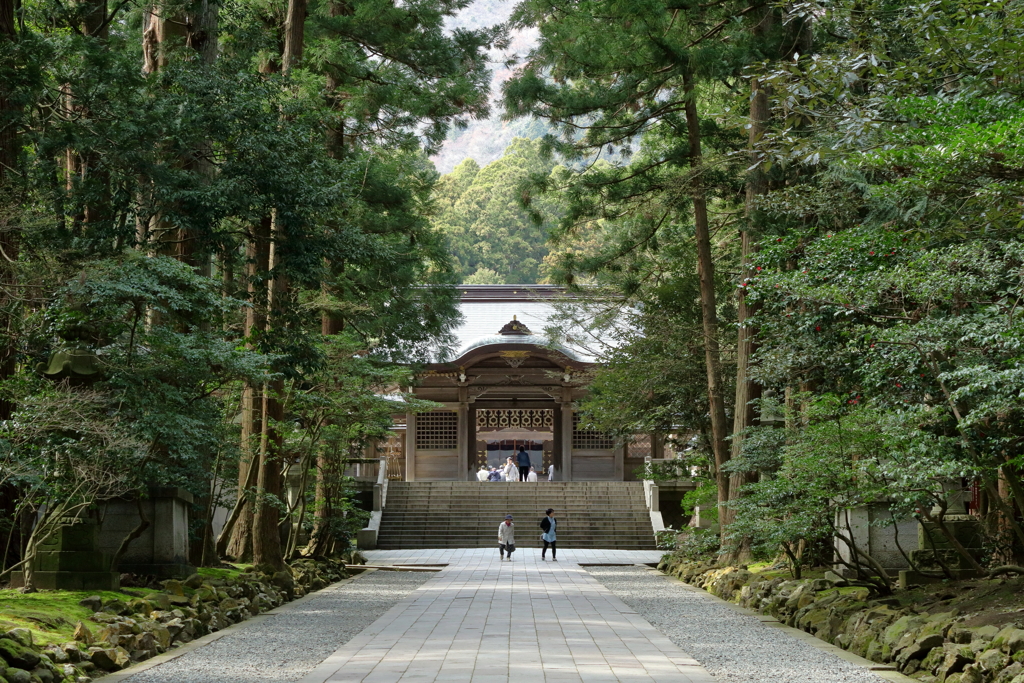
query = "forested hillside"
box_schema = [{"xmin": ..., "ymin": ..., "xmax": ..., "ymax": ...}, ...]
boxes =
[
  {"xmin": 432, "ymin": 138, "xmax": 558, "ymax": 284},
  {"xmin": 431, "ymin": 0, "xmax": 548, "ymax": 173}
]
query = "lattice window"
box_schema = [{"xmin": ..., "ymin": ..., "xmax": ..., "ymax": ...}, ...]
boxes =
[
  {"xmin": 572, "ymin": 413, "xmax": 614, "ymax": 450},
  {"xmin": 628, "ymin": 435, "xmax": 653, "ymax": 459},
  {"xmin": 415, "ymin": 411, "xmax": 458, "ymax": 449},
  {"xmin": 476, "ymin": 408, "xmax": 554, "ymax": 430}
]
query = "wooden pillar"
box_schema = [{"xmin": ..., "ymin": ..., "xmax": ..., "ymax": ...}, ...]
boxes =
[
  {"xmin": 614, "ymin": 442, "xmax": 625, "ymax": 481},
  {"xmin": 457, "ymin": 398, "xmax": 470, "ymax": 481},
  {"xmin": 405, "ymin": 412, "xmax": 416, "ymax": 482},
  {"xmin": 560, "ymin": 400, "xmax": 573, "ymax": 482}
]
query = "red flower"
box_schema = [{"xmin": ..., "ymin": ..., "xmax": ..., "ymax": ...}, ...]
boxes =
[
  {"xmin": 869, "ymin": 251, "xmax": 875, "ymax": 255},
  {"xmin": 815, "ymin": 326, "xmax": 821, "ymax": 331}
]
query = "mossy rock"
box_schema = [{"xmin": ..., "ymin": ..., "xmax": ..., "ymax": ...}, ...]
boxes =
[
  {"xmin": 919, "ymin": 613, "xmax": 956, "ymax": 640},
  {"xmin": 883, "ymin": 615, "xmax": 927, "ymax": 661},
  {"xmin": 973, "ymin": 625, "xmax": 1001, "ymax": 642},
  {"xmin": 127, "ymin": 599, "xmax": 153, "ymax": 616},
  {"xmin": 995, "ymin": 663, "xmax": 1023, "ymax": 683},
  {"xmin": 978, "ymin": 648, "xmax": 1009, "ymax": 673},
  {"xmin": 921, "ymin": 645, "xmax": 945, "ymax": 674},
  {"xmin": 0, "ymin": 639, "xmax": 40, "ymax": 670},
  {"xmin": 865, "ymin": 637, "xmax": 884, "ymax": 663},
  {"xmin": 99, "ymin": 599, "xmax": 128, "ymax": 616},
  {"xmin": 143, "ymin": 593, "xmax": 171, "ymax": 611},
  {"xmin": 993, "ymin": 628, "xmax": 1024, "ymax": 654}
]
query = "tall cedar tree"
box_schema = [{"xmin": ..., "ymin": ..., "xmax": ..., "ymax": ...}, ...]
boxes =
[{"xmin": 502, "ymin": 0, "xmax": 779, "ymax": 525}]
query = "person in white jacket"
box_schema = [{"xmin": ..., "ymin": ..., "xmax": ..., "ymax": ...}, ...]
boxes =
[
  {"xmin": 498, "ymin": 514, "xmax": 516, "ymax": 561},
  {"xmin": 526, "ymin": 467, "xmax": 538, "ymax": 482},
  {"xmin": 501, "ymin": 457, "xmax": 517, "ymax": 483}
]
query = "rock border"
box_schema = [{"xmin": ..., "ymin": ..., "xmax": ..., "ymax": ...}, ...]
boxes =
[
  {"xmin": 98, "ymin": 569, "xmax": 377, "ymax": 683},
  {"xmin": 658, "ymin": 558, "xmax": 1024, "ymax": 683},
  {"xmin": 639, "ymin": 565, "xmax": 917, "ymax": 683}
]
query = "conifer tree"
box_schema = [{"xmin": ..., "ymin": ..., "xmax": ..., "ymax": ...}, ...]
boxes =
[{"xmin": 503, "ymin": 0, "xmax": 757, "ymax": 519}]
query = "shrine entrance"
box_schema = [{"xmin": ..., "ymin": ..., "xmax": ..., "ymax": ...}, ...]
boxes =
[{"xmin": 474, "ymin": 408, "xmax": 554, "ymax": 474}]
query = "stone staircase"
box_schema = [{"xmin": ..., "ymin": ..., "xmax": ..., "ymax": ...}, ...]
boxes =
[{"xmin": 376, "ymin": 482, "xmax": 657, "ymax": 550}]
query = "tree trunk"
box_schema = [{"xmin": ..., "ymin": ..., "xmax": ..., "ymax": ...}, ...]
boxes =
[
  {"xmin": 226, "ymin": 214, "xmax": 272, "ymax": 560},
  {"xmin": 251, "ymin": 212, "xmax": 289, "ymax": 570},
  {"xmin": 309, "ymin": 451, "xmax": 330, "ymax": 555},
  {"xmin": 0, "ymin": 0, "xmax": 19, "ymax": 422},
  {"xmin": 681, "ymin": 67, "xmax": 731, "ymax": 529},
  {"xmin": 722, "ymin": 74, "xmax": 770, "ymax": 553},
  {"xmin": 282, "ymin": 0, "xmax": 305, "ymax": 74},
  {"xmin": 144, "ymin": 0, "xmax": 218, "ymax": 72},
  {"xmin": 249, "ymin": 2, "xmax": 303, "ymax": 570},
  {"xmin": 252, "ymin": 377, "xmax": 286, "ymax": 569}
]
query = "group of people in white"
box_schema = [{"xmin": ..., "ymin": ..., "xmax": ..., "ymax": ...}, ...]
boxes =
[{"xmin": 476, "ymin": 445, "xmax": 555, "ymax": 482}]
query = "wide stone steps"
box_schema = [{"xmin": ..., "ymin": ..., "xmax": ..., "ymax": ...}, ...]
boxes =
[{"xmin": 376, "ymin": 481, "xmax": 657, "ymax": 550}]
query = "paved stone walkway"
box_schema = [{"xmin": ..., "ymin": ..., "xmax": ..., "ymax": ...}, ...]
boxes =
[{"xmin": 299, "ymin": 548, "xmax": 714, "ymax": 683}]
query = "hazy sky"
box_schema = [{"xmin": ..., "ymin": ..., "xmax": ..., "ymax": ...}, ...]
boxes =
[{"xmin": 432, "ymin": 0, "xmax": 539, "ymax": 174}]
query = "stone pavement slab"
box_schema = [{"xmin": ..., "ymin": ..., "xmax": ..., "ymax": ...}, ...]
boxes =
[{"xmin": 298, "ymin": 548, "xmax": 713, "ymax": 683}]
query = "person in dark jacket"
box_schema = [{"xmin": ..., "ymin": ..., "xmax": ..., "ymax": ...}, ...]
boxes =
[
  {"xmin": 540, "ymin": 508, "xmax": 557, "ymax": 560},
  {"xmin": 516, "ymin": 446, "xmax": 531, "ymax": 482}
]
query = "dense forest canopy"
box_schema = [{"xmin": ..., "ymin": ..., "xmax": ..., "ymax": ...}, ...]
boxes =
[
  {"xmin": 0, "ymin": 0, "xmax": 501, "ymax": 581},
  {"xmin": 502, "ymin": 0, "xmax": 1024, "ymax": 578},
  {"xmin": 0, "ymin": 0, "xmax": 1022, "ymax": 593}
]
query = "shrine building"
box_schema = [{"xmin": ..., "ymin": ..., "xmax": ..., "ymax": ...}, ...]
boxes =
[{"xmin": 377, "ymin": 285, "xmax": 663, "ymax": 482}]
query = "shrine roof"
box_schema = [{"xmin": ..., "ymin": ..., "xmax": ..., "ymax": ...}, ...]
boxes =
[{"xmin": 439, "ymin": 285, "xmax": 599, "ymax": 364}]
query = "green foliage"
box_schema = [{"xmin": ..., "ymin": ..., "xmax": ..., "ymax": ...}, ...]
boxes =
[
  {"xmin": 432, "ymin": 138, "xmax": 560, "ymax": 283},
  {"xmin": 675, "ymin": 528, "xmax": 721, "ymax": 561},
  {"xmin": 680, "ymin": 482, "xmax": 719, "ymax": 519},
  {"xmin": 498, "ymin": 0, "xmax": 1024, "ymax": 570},
  {"xmin": 0, "ymin": 0, "xmax": 499, "ymax": 571}
]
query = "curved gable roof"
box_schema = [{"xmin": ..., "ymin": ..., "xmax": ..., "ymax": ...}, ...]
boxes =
[{"xmin": 438, "ymin": 285, "xmax": 599, "ymax": 364}]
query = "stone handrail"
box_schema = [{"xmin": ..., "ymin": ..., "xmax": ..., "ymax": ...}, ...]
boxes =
[
  {"xmin": 357, "ymin": 456, "xmax": 388, "ymax": 550},
  {"xmin": 642, "ymin": 456, "xmax": 666, "ymax": 537}
]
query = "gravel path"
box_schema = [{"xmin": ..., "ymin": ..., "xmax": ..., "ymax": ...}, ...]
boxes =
[
  {"xmin": 123, "ymin": 569, "xmax": 432, "ymax": 683},
  {"xmin": 587, "ymin": 565, "xmax": 885, "ymax": 683}
]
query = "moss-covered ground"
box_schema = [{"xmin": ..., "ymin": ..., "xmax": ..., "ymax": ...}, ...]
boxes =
[
  {"xmin": 0, "ymin": 588, "xmax": 126, "ymax": 645},
  {"xmin": 0, "ymin": 563, "xmax": 252, "ymax": 646}
]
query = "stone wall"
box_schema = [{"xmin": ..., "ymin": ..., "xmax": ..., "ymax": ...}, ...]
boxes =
[
  {"xmin": 834, "ymin": 503, "xmax": 919, "ymax": 577},
  {"xmin": 98, "ymin": 489, "xmax": 195, "ymax": 579}
]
